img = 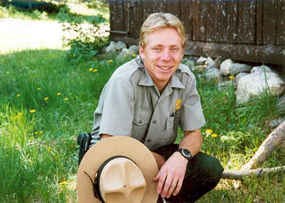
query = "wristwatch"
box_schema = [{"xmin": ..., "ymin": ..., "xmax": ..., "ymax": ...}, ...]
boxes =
[{"xmin": 177, "ymin": 148, "xmax": 193, "ymax": 161}]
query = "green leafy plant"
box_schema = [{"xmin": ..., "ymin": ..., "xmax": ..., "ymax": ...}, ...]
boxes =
[{"xmin": 63, "ymin": 22, "xmax": 108, "ymax": 63}]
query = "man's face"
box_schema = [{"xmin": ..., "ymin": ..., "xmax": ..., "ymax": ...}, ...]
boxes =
[{"xmin": 139, "ymin": 27, "xmax": 184, "ymax": 90}]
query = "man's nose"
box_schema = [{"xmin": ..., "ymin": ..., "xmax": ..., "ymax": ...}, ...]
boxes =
[{"xmin": 161, "ymin": 50, "xmax": 171, "ymax": 60}]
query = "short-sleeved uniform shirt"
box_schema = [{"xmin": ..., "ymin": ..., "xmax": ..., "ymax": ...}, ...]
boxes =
[{"xmin": 92, "ymin": 57, "xmax": 205, "ymax": 151}]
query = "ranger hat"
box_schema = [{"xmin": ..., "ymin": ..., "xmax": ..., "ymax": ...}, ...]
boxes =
[{"xmin": 77, "ymin": 136, "xmax": 159, "ymax": 203}]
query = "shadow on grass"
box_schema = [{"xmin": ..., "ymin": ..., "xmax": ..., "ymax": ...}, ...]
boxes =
[{"xmin": 1, "ymin": 2, "xmax": 107, "ymax": 24}]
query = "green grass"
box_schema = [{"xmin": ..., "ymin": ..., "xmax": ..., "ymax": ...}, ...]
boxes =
[
  {"xmin": 0, "ymin": 49, "xmax": 284, "ymax": 202},
  {"xmin": 0, "ymin": 49, "xmax": 127, "ymax": 202}
]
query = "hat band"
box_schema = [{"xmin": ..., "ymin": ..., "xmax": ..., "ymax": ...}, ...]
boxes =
[{"xmin": 92, "ymin": 155, "xmax": 137, "ymax": 203}]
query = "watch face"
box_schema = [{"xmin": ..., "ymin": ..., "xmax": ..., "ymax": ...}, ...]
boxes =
[
  {"xmin": 179, "ymin": 148, "xmax": 192, "ymax": 160},
  {"xmin": 181, "ymin": 149, "xmax": 191, "ymax": 158}
]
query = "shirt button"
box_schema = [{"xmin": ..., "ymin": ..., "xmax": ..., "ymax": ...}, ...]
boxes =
[{"xmin": 152, "ymin": 120, "xmax": 157, "ymax": 124}]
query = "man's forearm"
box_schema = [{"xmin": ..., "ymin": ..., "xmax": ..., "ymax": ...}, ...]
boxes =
[{"xmin": 179, "ymin": 130, "xmax": 203, "ymax": 157}]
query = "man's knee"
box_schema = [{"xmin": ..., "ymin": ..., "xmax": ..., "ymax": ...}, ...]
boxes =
[{"xmin": 188, "ymin": 152, "xmax": 224, "ymax": 182}]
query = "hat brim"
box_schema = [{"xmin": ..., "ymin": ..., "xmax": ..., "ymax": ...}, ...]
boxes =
[{"xmin": 77, "ymin": 136, "xmax": 159, "ymax": 203}]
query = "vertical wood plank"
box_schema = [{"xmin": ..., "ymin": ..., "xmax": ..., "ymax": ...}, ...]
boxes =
[
  {"xmin": 180, "ymin": 0, "xmax": 194, "ymax": 40},
  {"xmin": 191, "ymin": 0, "xmax": 199, "ymax": 41},
  {"xmin": 142, "ymin": 0, "xmax": 166, "ymax": 21},
  {"xmin": 206, "ymin": 0, "xmax": 219, "ymax": 42},
  {"xmin": 128, "ymin": 0, "xmax": 144, "ymax": 40},
  {"xmin": 263, "ymin": 0, "xmax": 276, "ymax": 44},
  {"xmin": 236, "ymin": 0, "xmax": 256, "ymax": 44},
  {"xmin": 109, "ymin": 0, "xmax": 126, "ymax": 32},
  {"xmin": 166, "ymin": 0, "xmax": 180, "ymax": 16},
  {"xmin": 256, "ymin": 0, "xmax": 263, "ymax": 45},
  {"xmin": 224, "ymin": 0, "xmax": 238, "ymax": 43},
  {"xmin": 276, "ymin": 0, "xmax": 285, "ymax": 45}
]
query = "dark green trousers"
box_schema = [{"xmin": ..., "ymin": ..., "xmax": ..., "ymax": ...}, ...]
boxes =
[{"xmin": 155, "ymin": 144, "xmax": 224, "ymax": 203}]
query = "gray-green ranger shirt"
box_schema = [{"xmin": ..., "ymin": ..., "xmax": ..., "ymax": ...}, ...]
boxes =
[{"xmin": 92, "ymin": 57, "xmax": 205, "ymax": 151}]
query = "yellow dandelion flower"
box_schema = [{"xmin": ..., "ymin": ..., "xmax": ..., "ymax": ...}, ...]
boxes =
[
  {"xmin": 205, "ymin": 129, "xmax": 213, "ymax": 135},
  {"xmin": 107, "ymin": 59, "xmax": 113, "ymax": 64},
  {"xmin": 47, "ymin": 146, "xmax": 52, "ymax": 152},
  {"xmin": 16, "ymin": 93, "xmax": 21, "ymax": 97},
  {"xmin": 229, "ymin": 75, "xmax": 235, "ymax": 80},
  {"xmin": 57, "ymin": 92, "xmax": 61, "ymax": 96},
  {"xmin": 92, "ymin": 69, "xmax": 98, "ymax": 73},
  {"xmin": 89, "ymin": 68, "xmax": 93, "ymax": 72},
  {"xmin": 29, "ymin": 109, "xmax": 36, "ymax": 113},
  {"xmin": 44, "ymin": 97, "xmax": 49, "ymax": 101},
  {"xmin": 64, "ymin": 97, "xmax": 69, "ymax": 101},
  {"xmin": 59, "ymin": 180, "xmax": 68, "ymax": 186},
  {"xmin": 211, "ymin": 133, "xmax": 218, "ymax": 138}
]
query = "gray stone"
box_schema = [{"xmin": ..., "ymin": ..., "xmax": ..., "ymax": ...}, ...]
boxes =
[
  {"xmin": 230, "ymin": 63, "xmax": 251, "ymax": 75},
  {"xmin": 235, "ymin": 72, "xmax": 249, "ymax": 84},
  {"xmin": 277, "ymin": 94, "xmax": 285, "ymax": 115},
  {"xmin": 182, "ymin": 58, "xmax": 195, "ymax": 71},
  {"xmin": 220, "ymin": 59, "xmax": 252, "ymax": 76},
  {"xmin": 269, "ymin": 117, "xmax": 285, "ymax": 128},
  {"xmin": 251, "ymin": 65, "xmax": 272, "ymax": 74},
  {"xmin": 206, "ymin": 57, "xmax": 215, "ymax": 68},
  {"xmin": 196, "ymin": 56, "xmax": 208, "ymax": 64},
  {"xmin": 128, "ymin": 45, "xmax": 138, "ymax": 55},
  {"xmin": 117, "ymin": 48, "xmax": 132, "ymax": 59},
  {"xmin": 220, "ymin": 59, "xmax": 233, "ymax": 75},
  {"xmin": 204, "ymin": 67, "xmax": 220, "ymax": 81},
  {"xmin": 236, "ymin": 69, "xmax": 285, "ymax": 104},
  {"xmin": 105, "ymin": 41, "xmax": 127, "ymax": 53}
]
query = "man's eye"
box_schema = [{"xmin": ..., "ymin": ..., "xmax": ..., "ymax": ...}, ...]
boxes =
[
  {"xmin": 170, "ymin": 48, "xmax": 179, "ymax": 52},
  {"xmin": 152, "ymin": 47, "xmax": 161, "ymax": 52}
]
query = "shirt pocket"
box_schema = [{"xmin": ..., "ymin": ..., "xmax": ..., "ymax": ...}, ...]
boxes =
[
  {"xmin": 131, "ymin": 117, "xmax": 149, "ymax": 142},
  {"xmin": 160, "ymin": 116, "xmax": 176, "ymax": 146}
]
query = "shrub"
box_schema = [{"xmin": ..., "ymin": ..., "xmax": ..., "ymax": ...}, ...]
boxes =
[{"xmin": 63, "ymin": 21, "xmax": 108, "ymax": 63}]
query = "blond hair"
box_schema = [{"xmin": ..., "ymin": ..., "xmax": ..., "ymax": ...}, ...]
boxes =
[{"xmin": 139, "ymin": 12, "xmax": 186, "ymax": 47}]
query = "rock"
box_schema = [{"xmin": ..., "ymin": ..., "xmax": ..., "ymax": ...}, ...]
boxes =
[
  {"xmin": 192, "ymin": 64, "xmax": 207, "ymax": 72},
  {"xmin": 269, "ymin": 117, "xmax": 285, "ymax": 128},
  {"xmin": 204, "ymin": 67, "xmax": 220, "ymax": 81},
  {"xmin": 117, "ymin": 48, "xmax": 132, "ymax": 59},
  {"xmin": 251, "ymin": 65, "xmax": 272, "ymax": 74},
  {"xmin": 116, "ymin": 41, "xmax": 127, "ymax": 51},
  {"xmin": 196, "ymin": 56, "xmax": 208, "ymax": 64},
  {"xmin": 196, "ymin": 56, "xmax": 215, "ymax": 69},
  {"xmin": 128, "ymin": 45, "xmax": 138, "ymax": 55},
  {"xmin": 235, "ymin": 72, "xmax": 249, "ymax": 84},
  {"xmin": 236, "ymin": 68, "xmax": 285, "ymax": 104},
  {"xmin": 230, "ymin": 63, "xmax": 251, "ymax": 75},
  {"xmin": 205, "ymin": 57, "xmax": 215, "ymax": 68},
  {"xmin": 277, "ymin": 94, "xmax": 285, "ymax": 115},
  {"xmin": 105, "ymin": 41, "xmax": 127, "ymax": 53},
  {"xmin": 220, "ymin": 59, "xmax": 233, "ymax": 75},
  {"xmin": 182, "ymin": 58, "xmax": 195, "ymax": 71},
  {"xmin": 220, "ymin": 59, "xmax": 251, "ymax": 76}
]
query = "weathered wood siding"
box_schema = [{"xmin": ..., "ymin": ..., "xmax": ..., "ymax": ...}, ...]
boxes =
[{"xmin": 109, "ymin": 0, "xmax": 285, "ymax": 66}]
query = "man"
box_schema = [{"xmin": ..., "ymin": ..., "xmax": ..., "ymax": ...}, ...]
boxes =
[{"xmin": 89, "ymin": 12, "xmax": 223, "ymax": 202}]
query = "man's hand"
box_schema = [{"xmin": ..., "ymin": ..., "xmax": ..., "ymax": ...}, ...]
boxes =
[{"xmin": 153, "ymin": 151, "xmax": 188, "ymax": 198}]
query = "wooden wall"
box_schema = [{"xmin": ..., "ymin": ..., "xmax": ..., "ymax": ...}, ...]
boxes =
[{"xmin": 109, "ymin": 0, "xmax": 285, "ymax": 66}]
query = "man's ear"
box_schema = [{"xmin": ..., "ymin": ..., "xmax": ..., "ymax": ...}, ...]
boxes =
[{"xmin": 139, "ymin": 46, "xmax": 144, "ymax": 59}]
